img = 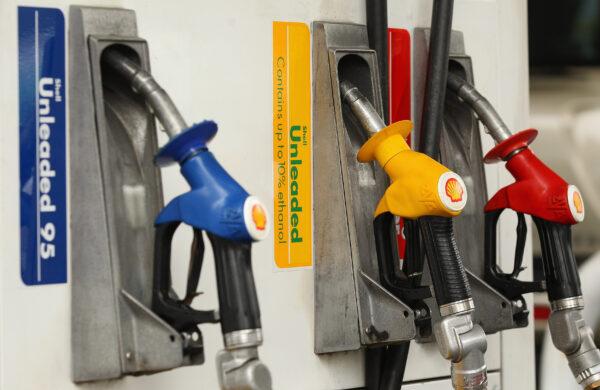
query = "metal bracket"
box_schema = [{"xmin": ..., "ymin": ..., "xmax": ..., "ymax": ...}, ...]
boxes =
[
  {"xmin": 313, "ymin": 21, "xmax": 416, "ymax": 354},
  {"xmin": 69, "ymin": 6, "xmax": 200, "ymax": 382}
]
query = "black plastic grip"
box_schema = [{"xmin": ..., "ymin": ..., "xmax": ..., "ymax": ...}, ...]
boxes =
[
  {"xmin": 152, "ymin": 222, "xmax": 218, "ymax": 332},
  {"xmin": 532, "ymin": 217, "xmax": 582, "ymax": 301},
  {"xmin": 483, "ymin": 209, "xmax": 545, "ymax": 300},
  {"xmin": 418, "ymin": 215, "xmax": 471, "ymax": 306},
  {"xmin": 374, "ymin": 213, "xmax": 407, "ymax": 289},
  {"xmin": 207, "ymin": 233, "xmax": 261, "ymax": 334},
  {"xmin": 373, "ymin": 213, "xmax": 430, "ymax": 303}
]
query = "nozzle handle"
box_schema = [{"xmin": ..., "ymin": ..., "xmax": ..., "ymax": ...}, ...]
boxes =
[
  {"xmin": 152, "ymin": 222, "xmax": 262, "ymax": 340},
  {"xmin": 419, "ymin": 216, "xmax": 471, "ymax": 306},
  {"xmin": 208, "ymin": 233, "xmax": 262, "ymax": 336},
  {"xmin": 532, "ymin": 217, "xmax": 582, "ymax": 302}
]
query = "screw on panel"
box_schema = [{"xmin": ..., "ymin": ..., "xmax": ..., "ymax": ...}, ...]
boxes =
[{"xmin": 364, "ymin": 325, "xmax": 389, "ymax": 341}]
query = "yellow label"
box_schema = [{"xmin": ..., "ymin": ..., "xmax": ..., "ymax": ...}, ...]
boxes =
[{"xmin": 272, "ymin": 22, "xmax": 312, "ymax": 268}]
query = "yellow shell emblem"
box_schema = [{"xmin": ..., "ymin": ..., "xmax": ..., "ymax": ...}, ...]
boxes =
[
  {"xmin": 573, "ymin": 190, "xmax": 584, "ymax": 214},
  {"xmin": 445, "ymin": 178, "xmax": 464, "ymax": 203},
  {"xmin": 252, "ymin": 204, "xmax": 267, "ymax": 231}
]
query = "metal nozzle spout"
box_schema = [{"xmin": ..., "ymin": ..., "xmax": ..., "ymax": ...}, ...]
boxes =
[
  {"xmin": 102, "ymin": 48, "xmax": 187, "ymax": 138},
  {"xmin": 339, "ymin": 80, "xmax": 354, "ymax": 101},
  {"xmin": 339, "ymin": 80, "xmax": 386, "ymax": 134},
  {"xmin": 339, "ymin": 80, "xmax": 363, "ymax": 104},
  {"xmin": 446, "ymin": 73, "xmax": 511, "ymax": 144}
]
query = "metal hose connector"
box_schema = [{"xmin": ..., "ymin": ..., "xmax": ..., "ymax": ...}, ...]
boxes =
[
  {"xmin": 102, "ymin": 48, "xmax": 187, "ymax": 138},
  {"xmin": 549, "ymin": 304, "xmax": 600, "ymax": 389},
  {"xmin": 451, "ymin": 336, "xmax": 488, "ymax": 390},
  {"xmin": 446, "ymin": 73, "xmax": 511, "ymax": 143},
  {"xmin": 216, "ymin": 346, "xmax": 272, "ymax": 390},
  {"xmin": 435, "ymin": 311, "xmax": 488, "ymax": 390}
]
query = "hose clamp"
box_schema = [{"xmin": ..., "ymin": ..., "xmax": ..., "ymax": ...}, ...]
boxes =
[
  {"xmin": 440, "ymin": 298, "xmax": 475, "ymax": 317},
  {"xmin": 224, "ymin": 329, "xmax": 263, "ymax": 350},
  {"xmin": 551, "ymin": 296, "xmax": 584, "ymax": 312}
]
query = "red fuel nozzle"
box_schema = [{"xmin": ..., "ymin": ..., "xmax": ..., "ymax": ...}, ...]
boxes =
[{"xmin": 484, "ymin": 129, "xmax": 584, "ymax": 225}]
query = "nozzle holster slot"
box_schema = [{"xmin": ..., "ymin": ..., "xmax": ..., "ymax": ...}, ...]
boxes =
[
  {"xmin": 313, "ymin": 22, "xmax": 418, "ymax": 354},
  {"xmin": 69, "ymin": 6, "xmax": 204, "ymax": 382}
]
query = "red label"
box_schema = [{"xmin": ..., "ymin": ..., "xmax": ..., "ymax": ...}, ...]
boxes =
[{"xmin": 389, "ymin": 28, "xmax": 411, "ymax": 260}]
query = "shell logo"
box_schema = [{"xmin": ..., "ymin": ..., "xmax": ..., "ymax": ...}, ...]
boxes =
[
  {"xmin": 252, "ymin": 204, "xmax": 267, "ymax": 231},
  {"xmin": 445, "ymin": 178, "xmax": 464, "ymax": 203},
  {"xmin": 567, "ymin": 185, "xmax": 585, "ymax": 222},
  {"xmin": 244, "ymin": 196, "xmax": 270, "ymax": 241},
  {"xmin": 573, "ymin": 191, "xmax": 583, "ymax": 214},
  {"xmin": 437, "ymin": 172, "xmax": 467, "ymax": 212}
]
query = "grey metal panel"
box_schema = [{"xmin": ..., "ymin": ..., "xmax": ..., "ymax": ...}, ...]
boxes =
[
  {"xmin": 69, "ymin": 6, "xmax": 131, "ymax": 382},
  {"xmin": 70, "ymin": 6, "xmax": 193, "ymax": 382},
  {"xmin": 313, "ymin": 22, "xmax": 415, "ymax": 354},
  {"xmin": 312, "ymin": 21, "xmax": 360, "ymax": 353}
]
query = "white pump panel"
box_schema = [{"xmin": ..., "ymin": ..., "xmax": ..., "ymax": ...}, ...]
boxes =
[{"xmin": 0, "ymin": 0, "xmax": 532, "ymax": 389}]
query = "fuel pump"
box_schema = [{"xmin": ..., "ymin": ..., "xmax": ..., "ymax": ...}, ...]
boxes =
[
  {"xmin": 447, "ymin": 72, "xmax": 600, "ymax": 390},
  {"xmin": 340, "ymin": 81, "xmax": 488, "ymax": 390},
  {"xmin": 102, "ymin": 48, "xmax": 272, "ymax": 390}
]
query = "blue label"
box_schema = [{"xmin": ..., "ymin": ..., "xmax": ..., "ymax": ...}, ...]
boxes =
[{"xmin": 18, "ymin": 7, "xmax": 67, "ymax": 285}]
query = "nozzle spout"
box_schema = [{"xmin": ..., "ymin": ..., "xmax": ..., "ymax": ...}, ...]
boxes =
[
  {"xmin": 339, "ymin": 80, "xmax": 386, "ymax": 134},
  {"xmin": 102, "ymin": 48, "xmax": 187, "ymax": 138},
  {"xmin": 446, "ymin": 73, "xmax": 512, "ymax": 144}
]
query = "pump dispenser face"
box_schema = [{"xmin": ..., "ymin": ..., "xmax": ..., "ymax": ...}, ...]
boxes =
[
  {"xmin": 69, "ymin": 8, "xmax": 271, "ymax": 388},
  {"xmin": 312, "ymin": 21, "xmax": 418, "ymax": 354},
  {"xmin": 0, "ymin": 2, "xmax": 538, "ymax": 389},
  {"xmin": 70, "ymin": 8, "xmax": 176, "ymax": 381}
]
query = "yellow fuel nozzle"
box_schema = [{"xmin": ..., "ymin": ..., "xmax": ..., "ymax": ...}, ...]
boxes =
[{"xmin": 339, "ymin": 81, "xmax": 467, "ymax": 219}]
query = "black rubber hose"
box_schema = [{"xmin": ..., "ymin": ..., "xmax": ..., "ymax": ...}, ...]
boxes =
[
  {"xmin": 419, "ymin": 0, "xmax": 454, "ymax": 156},
  {"xmin": 379, "ymin": 343, "xmax": 410, "ymax": 390},
  {"xmin": 365, "ymin": 348, "xmax": 383, "ymax": 390},
  {"xmin": 417, "ymin": 0, "xmax": 471, "ymax": 306},
  {"xmin": 366, "ymin": 3, "xmax": 411, "ymax": 389},
  {"xmin": 366, "ymin": 0, "xmax": 389, "ymax": 124},
  {"xmin": 420, "ymin": 216, "xmax": 471, "ymax": 305}
]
